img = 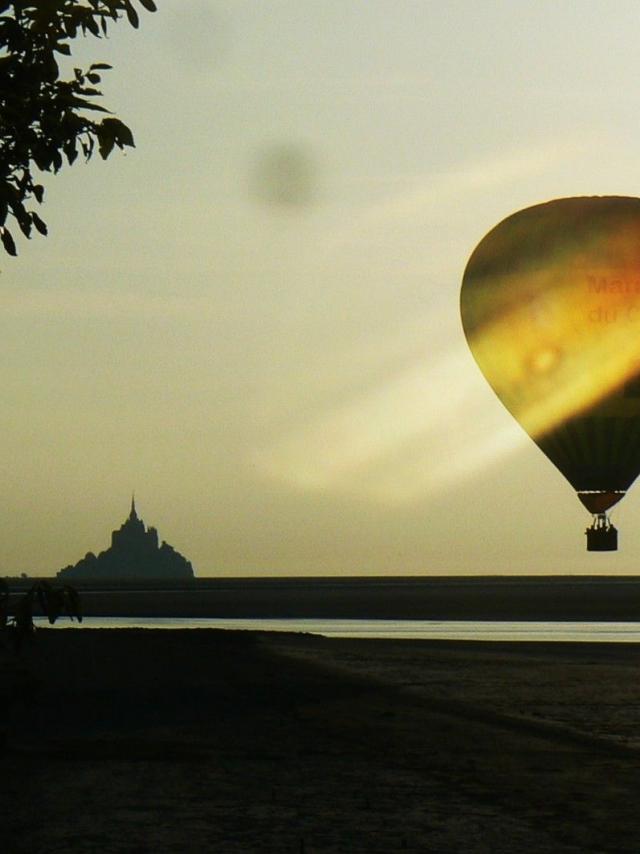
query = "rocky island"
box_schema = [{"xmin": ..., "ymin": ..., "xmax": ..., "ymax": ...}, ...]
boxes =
[{"xmin": 57, "ymin": 498, "xmax": 194, "ymax": 581}]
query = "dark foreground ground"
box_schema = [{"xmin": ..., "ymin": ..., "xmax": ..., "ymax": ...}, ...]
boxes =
[{"xmin": 3, "ymin": 629, "xmax": 640, "ymax": 852}]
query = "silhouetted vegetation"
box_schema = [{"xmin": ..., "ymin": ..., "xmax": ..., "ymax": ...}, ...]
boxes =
[
  {"xmin": 1, "ymin": 578, "xmax": 81, "ymax": 751},
  {"xmin": 0, "ymin": 0, "xmax": 157, "ymax": 255},
  {"xmin": 1, "ymin": 577, "xmax": 82, "ymax": 648}
]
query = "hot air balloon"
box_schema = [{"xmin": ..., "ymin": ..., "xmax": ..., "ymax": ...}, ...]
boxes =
[{"xmin": 460, "ymin": 196, "xmax": 640, "ymax": 551}]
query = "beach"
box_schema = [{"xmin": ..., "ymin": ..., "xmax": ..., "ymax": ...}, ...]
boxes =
[{"xmin": 4, "ymin": 628, "xmax": 640, "ymax": 852}]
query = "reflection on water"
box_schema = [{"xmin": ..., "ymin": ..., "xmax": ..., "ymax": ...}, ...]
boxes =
[{"xmin": 36, "ymin": 616, "xmax": 640, "ymax": 642}]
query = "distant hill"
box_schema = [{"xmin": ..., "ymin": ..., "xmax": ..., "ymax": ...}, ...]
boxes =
[{"xmin": 57, "ymin": 499, "xmax": 194, "ymax": 581}]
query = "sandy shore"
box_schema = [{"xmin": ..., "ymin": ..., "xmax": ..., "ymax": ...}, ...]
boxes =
[{"xmin": 4, "ymin": 629, "xmax": 640, "ymax": 852}]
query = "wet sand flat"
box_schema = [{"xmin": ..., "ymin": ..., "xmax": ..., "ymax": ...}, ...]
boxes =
[
  {"xmin": 4, "ymin": 629, "xmax": 640, "ymax": 852},
  {"xmin": 57, "ymin": 575, "xmax": 640, "ymax": 620}
]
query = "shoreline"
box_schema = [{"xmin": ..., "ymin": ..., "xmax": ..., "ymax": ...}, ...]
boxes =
[{"xmin": 10, "ymin": 574, "xmax": 640, "ymax": 620}]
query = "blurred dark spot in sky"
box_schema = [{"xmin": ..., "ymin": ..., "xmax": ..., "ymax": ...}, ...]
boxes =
[{"xmin": 252, "ymin": 144, "xmax": 317, "ymax": 207}]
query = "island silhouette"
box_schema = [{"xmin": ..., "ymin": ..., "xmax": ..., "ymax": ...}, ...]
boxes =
[{"xmin": 57, "ymin": 498, "xmax": 194, "ymax": 581}]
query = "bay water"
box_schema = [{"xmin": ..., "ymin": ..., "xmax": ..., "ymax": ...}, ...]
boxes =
[{"xmin": 36, "ymin": 616, "xmax": 640, "ymax": 642}]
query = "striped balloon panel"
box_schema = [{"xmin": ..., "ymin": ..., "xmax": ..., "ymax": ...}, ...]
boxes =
[{"xmin": 536, "ymin": 415, "xmax": 640, "ymax": 492}]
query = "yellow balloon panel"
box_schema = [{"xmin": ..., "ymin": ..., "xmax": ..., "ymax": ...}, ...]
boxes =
[{"xmin": 461, "ymin": 197, "xmax": 640, "ymax": 441}]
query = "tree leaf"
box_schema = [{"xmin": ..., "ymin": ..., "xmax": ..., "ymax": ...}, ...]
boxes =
[
  {"xmin": 98, "ymin": 131, "xmax": 116, "ymax": 160},
  {"xmin": 138, "ymin": 0, "xmax": 158, "ymax": 11},
  {"xmin": 36, "ymin": 583, "xmax": 48, "ymax": 617},
  {"xmin": 84, "ymin": 15, "xmax": 100, "ymax": 36},
  {"xmin": 1, "ymin": 228, "xmax": 17, "ymax": 256},
  {"xmin": 64, "ymin": 141, "xmax": 78, "ymax": 164},
  {"xmin": 31, "ymin": 213, "xmax": 48, "ymax": 236},
  {"xmin": 98, "ymin": 117, "xmax": 135, "ymax": 159},
  {"xmin": 15, "ymin": 216, "xmax": 32, "ymax": 239},
  {"xmin": 63, "ymin": 585, "xmax": 82, "ymax": 621},
  {"xmin": 64, "ymin": 97, "xmax": 110, "ymax": 112},
  {"xmin": 114, "ymin": 120, "xmax": 135, "ymax": 148},
  {"xmin": 124, "ymin": 2, "xmax": 139, "ymax": 28}
]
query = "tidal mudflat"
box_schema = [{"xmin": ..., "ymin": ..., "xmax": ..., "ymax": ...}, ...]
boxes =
[{"xmin": 5, "ymin": 629, "xmax": 640, "ymax": 852}]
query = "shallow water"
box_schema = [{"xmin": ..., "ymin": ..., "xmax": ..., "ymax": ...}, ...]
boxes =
[{"xmin": 36, "ymin": 616, "xmax": 640, "ymax": 642}]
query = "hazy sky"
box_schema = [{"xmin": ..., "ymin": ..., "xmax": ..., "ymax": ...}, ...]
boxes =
[{"xmin": 5, "ymin": 1, "xmax": 640, "ymax": 576}]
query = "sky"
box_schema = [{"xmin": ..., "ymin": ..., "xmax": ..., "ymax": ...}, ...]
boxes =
[{"xmin": 5, "ymin": 0, "xmax": 640, "ymax": 577}]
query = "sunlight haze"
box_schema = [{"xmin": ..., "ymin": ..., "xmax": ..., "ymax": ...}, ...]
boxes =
[{"xmin": 4, "ymin": 1, "xmax": 640, "ymax": 576}]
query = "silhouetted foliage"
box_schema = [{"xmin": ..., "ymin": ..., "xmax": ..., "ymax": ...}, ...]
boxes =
[
  {"xmin": 0, "ymin": 577, "xmax": 81, "ymax": 752},
  {"xmin": 0, "ymin": 577, "xmax": 82, "ymax": 649},
  {"xmin": 0, "ymin": 0, "xmax": 157, "ymax": 255}
]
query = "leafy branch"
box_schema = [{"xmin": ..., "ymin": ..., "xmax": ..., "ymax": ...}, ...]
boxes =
[
  {"xmin": 1, "ymin": 578, "xmax": 82, "ymax": 648},
  {"xmin": 0, "ymin": 0, "xmax": 157, "ymax": 255}
]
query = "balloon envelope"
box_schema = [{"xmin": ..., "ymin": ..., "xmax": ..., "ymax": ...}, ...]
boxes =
[{"xmin": 460, "ymin": 196, "xmax": 640, "ymax": 516}]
